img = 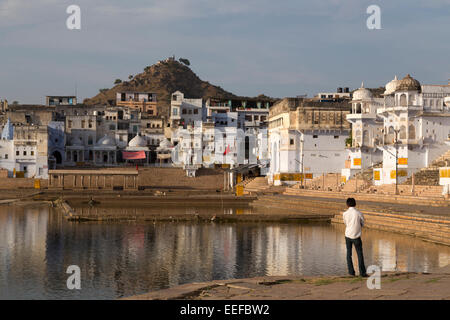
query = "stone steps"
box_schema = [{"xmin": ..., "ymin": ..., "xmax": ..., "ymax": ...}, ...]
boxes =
[
  {"xmin": 332, "ymin": 210, "xmax": 450, "ymax": 246},
  {"xmin": 283, "ymin": 187, "xmax": 449, "ymax": 206}
]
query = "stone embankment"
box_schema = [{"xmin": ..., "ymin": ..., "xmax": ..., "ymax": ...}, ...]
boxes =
[
  {"xmin": 332, "ymin": 210, "xmax": 450, "ymax": 246},
  {"xmin": 284, "ymin": 187, "xmax": 449, "ymax": 206},
  {"xmin": 125, "ymin": 272, "xmax": 450, "ymax": 300},
  {"xmin": 251, "ymin": 193, "xmax": 450, "ymax": 246}
]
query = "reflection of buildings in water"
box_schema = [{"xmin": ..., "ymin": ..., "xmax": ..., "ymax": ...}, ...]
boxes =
[
  {"xmin": 0, "ymin": 206, "xmax": 48, "ymax": 295},
  {"xmin": 163, "ymin": 224, "xmax": 215, "ymax": 287},
  {"xmin": 422, "ymin": 253, "xmax": 431, "ymax": 274},
  {"xmin": 211, "ymin": 225, "xmax": 236, "ymax": 280},
  {"xmin": 438, "ymin": 252, "xmax": 450, "ymax": 268},
  {"xmin": 265, "ymin": 226, "xmax": 289, "ymax": 276},
  {"xmin": 299, "ymin": 226, "xmax": 346, "ymax": 276},
  {"xmin": 374, "ymin": 239, "xmax": 397, "ymax": 271}
]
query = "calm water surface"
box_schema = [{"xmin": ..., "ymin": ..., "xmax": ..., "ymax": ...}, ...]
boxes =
[{"xmin": 0, "ymin": 204, "xmax": 449, "ymax": 299}]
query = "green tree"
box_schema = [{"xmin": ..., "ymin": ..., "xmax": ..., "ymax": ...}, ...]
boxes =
[
  {"xmin": 128, "ymin": 75, "xmax": 133, "ymax": 80},
  {"xmin": 179, "ymin": 58, "xmax": 190, "ymax": 66},
  {"xmin": 114, "ymin": 79, "xmax": 122, "ymax": 85}
]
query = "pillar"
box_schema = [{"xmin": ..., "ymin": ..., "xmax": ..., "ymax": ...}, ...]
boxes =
[
  {"xmin": 123, "ymin": 175, "xmax": 127, "ymax": 189},
  {"xmin": 73, "ymin": 175, "xmax": 76, "ymax": 188}
]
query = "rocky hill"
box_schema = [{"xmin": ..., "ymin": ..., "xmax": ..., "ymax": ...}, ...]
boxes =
[{"xmin": 83, "ymin": 59, "xmax": 236, "ymax": 116}]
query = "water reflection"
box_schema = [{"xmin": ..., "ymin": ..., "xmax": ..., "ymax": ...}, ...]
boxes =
[{"xmin": 0, "ymin": 205, "xmax": 449, "ymax": 299}]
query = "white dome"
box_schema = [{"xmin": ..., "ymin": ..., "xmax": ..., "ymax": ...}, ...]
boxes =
[
  {"xmin": 444, "ymin": 97, "xmax": 450, "ymax": 107},
  {"xmin": 128, "ymin": 135, "xmax": 147, "ymax": 147},
  {"xmin": 384, "ymin": 75, "xmax": 400, "ymax": 95},
  {"xmin": 352, "ymin": 82, "xmax": 373, "ymax": 101},
  {"xmin": 96, "ymin": 134, "xmax": 116, "ymax": 146},
  {"xmin": 159, "ymin": 138, "xmax": 173, "ymax": 149}
]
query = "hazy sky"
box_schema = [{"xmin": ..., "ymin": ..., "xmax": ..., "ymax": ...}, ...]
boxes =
[{"xmin": 0, "ymin": 0, "xmax": 449, "ymax": 104}]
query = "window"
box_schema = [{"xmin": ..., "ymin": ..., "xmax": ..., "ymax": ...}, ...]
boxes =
[
  {"xmin": 16, "ymin": 151, "xmax": 19, "ymax": 156},
  {"xmin": 182, "ymin": 109, "xmax": 187, "ymax": 114},
  {"xmin": 23, "ymin": 166, "xmax": 27, "ymax": 172},
  {"xmin": 23, "ymin": 151, "xmax": 27, "ymax": 156},
  {"xmin": 290, "ymin": 139, "xmax": 294, "ymax": 145},
  {"xmin": 81, "ymin": 120, "xmax": 85, "ymax": 128},
  {"xmin": 68, "ymin": 121, "xmax": 72, "ymax": 128},
  {"xmin": 313, "ymin": 135, "xmax": 318, "ymax": 138},
  {"xmin": 334, "ymin": 135, "xmax": 339, "ymax": 139},
  {"xmin": 5, "ymin": 154, "xmax": 8, "ymax": 159},
  {"xmin": 31, "ymin": 151, "xmax": 34, "ymax": 156},
  {"xmin": 194, "ymin": 109, "xmax": 198, "ymax": 114}
]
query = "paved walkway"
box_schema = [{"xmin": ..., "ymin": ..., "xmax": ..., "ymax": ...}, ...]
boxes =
[{"xmin": 126, "ymin": 271, "xmax": 450, "ymax": 300}]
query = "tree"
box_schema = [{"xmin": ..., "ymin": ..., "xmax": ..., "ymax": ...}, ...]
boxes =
[
  {"xmin": 345, "ymin": 129, "xmax": 352, "ymax": 147},
  {"xmin": 179, "ymin": 58, "xmax": 190, "ymax": 66},
  {"xmin": 99, "ymin": 89, "xmax": 108, "ymax": 94},
  {"xmin": 114, "ymin": 79, "xmax": 122, "ymax": 85},
  {"xmin": 128, "ymin": 75, "xmax": 133, "ymax": 80},
  {"xmin": 12, "ymin": 101, "xmax": 19, "ymax": 105}
]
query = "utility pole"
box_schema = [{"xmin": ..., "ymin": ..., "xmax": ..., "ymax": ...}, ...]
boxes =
[
  {"xmin": 394, "ymin": 129, "xmax": 400, "ymax": 195},
  {"xmin": 301, "ymin": 137, "xmax": 305, "ymax": 188}
]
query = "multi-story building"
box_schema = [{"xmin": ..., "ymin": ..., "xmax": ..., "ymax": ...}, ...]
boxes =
[
  {"xmin": 46, "ymin": 96, "xmax": 77, "ymax": 106},
  {"xmin": 0, "ymin": 119, "xmax": 50, "ymax": 178},
  {"xmin": 169, "ymin": 91, "xmax": 203, "ymax": 129},
  {"xmin": 116, "ymin": 92, "xmax": 157, "ymax": 116},
  {"xmin": 341, "ymin": 83, "xmax": 384, "ymax": 181},
  {"xmin": 343, "ymin": 75, "xmax": 450, "ymax": 185},
  {"xmin": 316, "ymin": 87, "xmax": 352, "ymax": 102},
  {"xmin": 268, "ymin": 98, "xmax": 351, "ymax": 185},
  {"xmin": 374, "ymin": 75, "xmax": 450, "ymax": 184}
]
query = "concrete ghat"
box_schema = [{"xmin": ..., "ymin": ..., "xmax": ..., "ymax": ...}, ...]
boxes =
[
  {"xmin": 332, "ymin": 211, "xmax": 450, "ymax": 246},
  {"xmin": 123, "ymin": 273, "xmax": 450, "ymax": 300}
]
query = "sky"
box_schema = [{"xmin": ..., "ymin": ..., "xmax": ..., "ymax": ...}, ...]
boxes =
[{"xmin": 0, "ymin": 0, "xmax": 449, "ymax": 104}]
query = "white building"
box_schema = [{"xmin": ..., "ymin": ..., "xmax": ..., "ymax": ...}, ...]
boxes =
[
  {"xmin": 0, "ymin": 119, "xmax": 50, "ymax": 178},
  {"xmin": 344, "ymin": 75, "xmax": 450, "ymax": 185},
  {"xmin": 374, "ymin": 75, "xmax": 450, "ymax": 184},
  {"xmin": 170, "ymin": 91, "xmax": 204, "ymax": 129},
  {"xmin": 268, "ymin": 98, "xmax": 351, "ymax": 185},
  {"xmin": 341, "ymin": 82, "xmax": 384, "ymax": 182}
]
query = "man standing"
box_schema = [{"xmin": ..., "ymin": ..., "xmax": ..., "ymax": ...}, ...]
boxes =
[{"xmin": 343, "ymin": 198, "xmax": 367, "ymax": 277}]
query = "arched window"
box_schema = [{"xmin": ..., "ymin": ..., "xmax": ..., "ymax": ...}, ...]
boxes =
[
  {"xmin": 356, "ymin": 103, "xmax": 362, "ymax": 114},
  {"xmin": 408, "ymin": 124, "xmax": 416, "ymax": 140},
  {"xmin": 399, "ymin": 94, "xmax": 407, "ymax": 106},
  {"xmin": 400, "ymin": 125, "xmax": 406, "ymax": 139},
  {"xmin": 363, "ymin": 130, "xmax": 370, "ymax": 146},
  {"xmin": 387, "ymin": 126, "xmax": 395, "ymax": 144},
  {"xmin": 355, "ymin": 130, "xmax": 362, "ymax": 146}
]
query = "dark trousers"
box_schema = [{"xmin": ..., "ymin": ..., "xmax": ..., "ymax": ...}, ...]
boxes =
[{"xmin": 345, "ymin": 237, "xmax": 366, "ymax": 276}]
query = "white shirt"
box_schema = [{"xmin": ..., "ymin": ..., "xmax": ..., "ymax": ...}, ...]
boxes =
[{"xmin": 343, "ymin": 207, "xmax": 365, "ymax": 239}]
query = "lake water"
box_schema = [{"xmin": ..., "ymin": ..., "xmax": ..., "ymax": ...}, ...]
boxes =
[{"xmin": 0, "ymin": 204, "xmax": 449, "ymax": 299}]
